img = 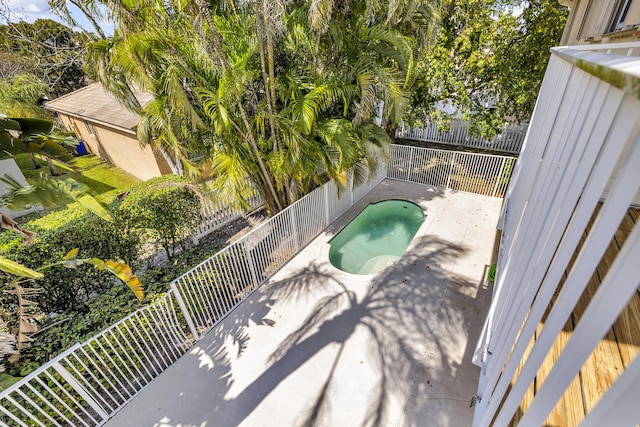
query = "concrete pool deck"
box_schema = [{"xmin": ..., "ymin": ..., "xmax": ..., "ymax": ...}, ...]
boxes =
[{"xmin": 104, "ymin": 180, "xmax": 503, "ymax": 427}]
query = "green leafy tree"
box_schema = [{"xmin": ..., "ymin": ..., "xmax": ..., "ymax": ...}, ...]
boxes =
[
  {"xmin": 404, "ymin": 0, "xmax": 568, "ymax": 139},
  {"xmin": 0, "ymin": 19, "xmax": 87, "ymax": 97},
  {"xmin": 0, "ymin": 249, "xmax": 143, "ymax": 377},
  {"xmin": 0, "ymin": 73, "xmax": 49, "ymax": 119},
  {"xmin": 119, "ymin": 176, "xmax": 202, "ymax": 259}
]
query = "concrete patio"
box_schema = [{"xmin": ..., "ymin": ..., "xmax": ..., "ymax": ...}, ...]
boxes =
[{"xmin": 104, "ymin": 180, "xmax": 502, "ymax": 427}]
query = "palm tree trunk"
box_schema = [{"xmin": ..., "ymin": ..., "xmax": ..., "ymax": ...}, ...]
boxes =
[
  {"xmin": 46, "ymin": 158, "xmax": 61, "ymax": 176},
  {"xmin": 260, "ymin": 1, "xmax": 292, "ymax": 203},
  {"xmin": 255, "ymin": 2, "xmax": 280, "ymax": 153},
  {"xmin": 29, "ymin": 153, "xmax": 41, "ymax": 169},
  {"xmin": 265, "ymin": 19, "xmax": 279, "ymax": 123},
  {"xmin": 195, "ymin": 1, "xmax": 283, "ymax": 212}
]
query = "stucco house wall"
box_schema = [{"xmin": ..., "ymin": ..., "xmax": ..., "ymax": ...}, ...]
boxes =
[
  {"xmin": 57, "ymin": 113, "xmax": 171, "ymax": 181},
  {"xmin": 560, "ymin": 0, "xmax": 640, "ymax": 45},
  {"xmin": 46, "ymin": 83, "xmax": 174, "ymax": 182}
]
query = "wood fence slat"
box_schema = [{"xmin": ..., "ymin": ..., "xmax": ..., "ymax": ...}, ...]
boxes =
[
  {"xmin": 615, "ymin": 211, "xmax": 636, "ymax": 247},
  {"xmin": 611, "ymin": 208, "xmax": 640, "ymax": 368},
  {"xmin": 509, "ymin": 332, "xmax": 536, "ymax": 427}
]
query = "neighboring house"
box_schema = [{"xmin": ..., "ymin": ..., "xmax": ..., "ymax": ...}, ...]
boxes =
[
  {"xmin": 45, "ymin": 83, "xmax": 179, "ymax": 181},
  {"xmin": 560, "ymin": 0, "xmax": 640, "ymax": 45}
]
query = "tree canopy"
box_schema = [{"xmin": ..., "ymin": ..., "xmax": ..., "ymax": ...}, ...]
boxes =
[
  {"xmin": 0, "ymin": 18, "xmax": 87, "ymax": 97},
  {"xmin": 404, "ymin": 0, "xmax": 568, "ymax": 138},
  {"xmin": 0, "ymin": 0, "xmax": 568, "ymax": 212},
  {"xmin": 71, "ymin": 0, "xmax": 443, "ymax": 213}
]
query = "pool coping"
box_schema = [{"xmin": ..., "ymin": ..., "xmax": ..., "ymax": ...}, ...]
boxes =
[{"xmin": 316, "ymin": 196, "xmax": 439, "ymax": 283}]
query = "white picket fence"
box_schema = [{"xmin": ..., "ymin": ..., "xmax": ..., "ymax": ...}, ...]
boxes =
[
  {"xmin": 0, "ymin": 147, "xmax": 515, "ymax": 426},
  {"xmin": 195, "ymin": 187, "xmax": 262, "ymax": 242},
  {"xmin": 387, "ymin": 144, "xmax": 515, "ymax": 198},
  {"xmin": 396, "ymin": 121, "xmax": 527, "ymax": 154}
]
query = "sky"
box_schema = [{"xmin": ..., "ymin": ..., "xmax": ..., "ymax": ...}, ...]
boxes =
[{"xmin": 3, "ymin": 0, "xmax": 114, "ymax": 34}]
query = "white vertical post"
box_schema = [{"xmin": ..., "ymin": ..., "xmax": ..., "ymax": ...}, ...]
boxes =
[
  {"xmin": 406, "ymin": 147, "xmax": 414, "ymax": 182},
  {"xmin": 51, "ymin": 361, "xmax": 109, "ymax": 421},
  {"xmin": 169, "ymin": 284, "xmax": 200, "ymax": 341},
  {"xmin": 492, "ymin": 157, "xmax": 507, "ymax": 197},
  {"xmin": 445, "ymin": 152, "xmax": 456, "ymax": 189},
  {"xmin": 290, "ymin": 206, "xmax": 300, "ymax": 252},
  {"xmin": 324, "ymin": 183, "xmax": 330, "ymax": 226},
  {"xmin": 349, "ymin": 169, "xmax": 355, "ymax": 206},
  {"xmin": 243, "ymin": 240, "xmax": 259, "ymax": 289}
]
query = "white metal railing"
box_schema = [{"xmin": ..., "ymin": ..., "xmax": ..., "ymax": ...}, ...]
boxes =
[
  {"xmin": 0, "ymin": 292, "xmax": 191, "ymax": 426},
  {"xmin": 171, "ymin": 165, "xmax": 387, "ymax": 338},
  {"xmin": 473, "ymin": 42, "xmax": 640, "ymax": 426},
  {"xmin": 387, "ymin": 144, "xmax": 515, "ymax": 198},
  {"xmin": 0, "ymin": 144, "xmax": 514, "ymax": 425},
  {"xmin": 396, "ymin": 120, "xmax": 527, "ymax": 154},
  {"xmin": 0, "ymin": 165, "xmax": 386, "ymax": 426}
]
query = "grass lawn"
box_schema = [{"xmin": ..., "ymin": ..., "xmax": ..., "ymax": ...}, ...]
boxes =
[{"xmin": 12, "ymin": 153, "xmax": 140, "ymax": 225}]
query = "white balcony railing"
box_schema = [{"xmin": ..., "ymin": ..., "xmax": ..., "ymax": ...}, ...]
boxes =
[
  {"xmin": 473, "ymin": 42, "xmax": 640, "ymax": 426},
  {"xmin": 396, "ymin": 121, "xmax": 527, "ymax": 154}
]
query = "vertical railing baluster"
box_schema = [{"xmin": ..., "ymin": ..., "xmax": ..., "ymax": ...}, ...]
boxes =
[
  {"xmin": 407, "ymin": 146, "xmax": 414, "ymax": 182},
  {"xmin": 445, "ymin": 152, "xmax": 456, "ymax": 189},
  {"xmin": 170, "ymin": 283, "xmax": 200, "ymax": 341},
  {"xmin": 492, "ymin": 157, "xmax": 507, "ymax": 197}
]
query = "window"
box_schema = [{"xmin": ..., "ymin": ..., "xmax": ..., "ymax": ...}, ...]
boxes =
[
  {"xmin": 84, "ymin": 120, "xmax": 95, "ymax": 136},
  {"xmin": 609, "ymin": 0, "xmax": 633, "ymax": 32}
]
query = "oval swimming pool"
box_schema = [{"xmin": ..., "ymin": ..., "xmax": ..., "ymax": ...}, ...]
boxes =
[{"xmin": 329, "ymin": 200, "xmax": 425, "ymax": 275}]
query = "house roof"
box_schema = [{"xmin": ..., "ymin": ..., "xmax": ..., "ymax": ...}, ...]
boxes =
[{"xmin": 45, "ymin": 83, "xmax": 153, "ymax": 133}]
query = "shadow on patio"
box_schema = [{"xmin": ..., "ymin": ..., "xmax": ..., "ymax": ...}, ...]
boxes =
[{"xmin": 107, "ymin": 223, "xmax": 494, "ymax": 427}]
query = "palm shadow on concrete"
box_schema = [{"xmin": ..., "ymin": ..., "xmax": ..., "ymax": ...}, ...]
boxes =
[{"xmin": 133, "ymin": 230, "xmax": 493, "ymax": 427}]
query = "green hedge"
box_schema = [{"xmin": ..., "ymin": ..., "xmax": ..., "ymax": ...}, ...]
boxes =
[
  {"xmin": 0, "ymin": 174, "xmax": 210, "ymax": 376},
  {"xmin": 119, "ymin": 175, "xmax": 202, "ymax": 259}
]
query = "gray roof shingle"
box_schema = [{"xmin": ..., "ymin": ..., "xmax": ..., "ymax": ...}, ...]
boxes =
[{"xmin": 45, "ymin": 83, "xmax": 152, "ymax": 131}]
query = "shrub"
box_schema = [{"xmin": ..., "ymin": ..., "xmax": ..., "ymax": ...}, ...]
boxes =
[
  {"xmin": 6, "ymin": 283, "xmax": 142, "ymax": 376},
  {"xmin": 0, "ymin": 210, "xmax": 142, "ymax": 313},
  {"xmin": 119, "ymin": 175, "xmax": 202, "ymax": 259}
]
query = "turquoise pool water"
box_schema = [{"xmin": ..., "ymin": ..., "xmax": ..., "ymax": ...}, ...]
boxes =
[{"xmin": 329, "ymin": 200, "xmax": 425, "ymax": 275}]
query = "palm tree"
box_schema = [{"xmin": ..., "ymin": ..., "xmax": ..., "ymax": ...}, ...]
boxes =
[
  {"xmin": 0, "ymin": 74, "xmax": 49, "ymax": 119},
  {"xmin": 74, "ymin": 0, "xmax": 440, "ymax": 213}
]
